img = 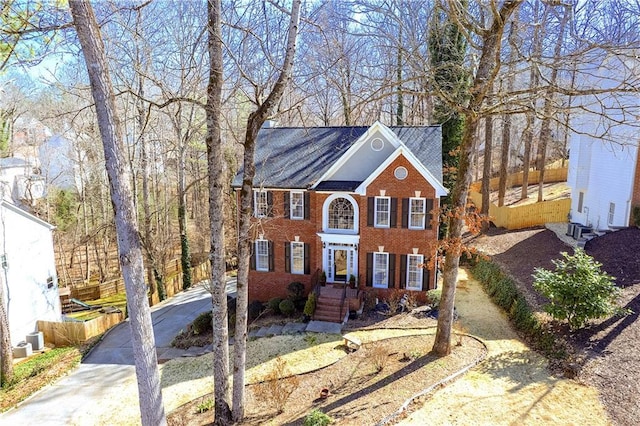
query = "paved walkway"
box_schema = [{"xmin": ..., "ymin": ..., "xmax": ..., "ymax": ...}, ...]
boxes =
[
  {"xmin": 398, "ymin": 269, "xmax": 608, "ymax": 425},
  {"xmin": 0, "ymin": 280, "xmax": 232, "ymax": 425}
]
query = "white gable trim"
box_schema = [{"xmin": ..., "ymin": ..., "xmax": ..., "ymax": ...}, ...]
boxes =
[
  {"xmin": 354, "ymin": 147, "xmax": 448, "ymax": 197},
  {"xmin": 1, "ymin": 201, "xmax": 55, "ymax": 230},
  {"xmin": 311, "ymin": 121, "xmax": 401, "ymax": 189}
]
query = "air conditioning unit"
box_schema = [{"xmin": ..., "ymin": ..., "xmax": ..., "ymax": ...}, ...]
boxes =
[
  {"xmin": 566, "ymin": 223, "xmax": 577, "ymax": 236},
  {"xmin": 573, "ymin": 225, "xmax": 592, "ymax": 240}
]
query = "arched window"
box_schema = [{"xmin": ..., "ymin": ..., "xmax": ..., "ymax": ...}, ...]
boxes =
[{"xmin": 328, "ymin": 197, "xmax": 354, "ymax": 230}]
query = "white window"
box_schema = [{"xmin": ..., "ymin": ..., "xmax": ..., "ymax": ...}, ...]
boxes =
[
  {"xmin": 373, "ymin": 252, "xmax": 389, "ymax": 288},
  {"xmin": 254, "ymin": 190, "xmax": 268, "ymax": 218},
  {"xmin": 290, "ymin": 191, "xmax": 304, "ymax": 220},
  {"xmin": 291, "ymin": 242, "xmax": 304, "ymax": 274},
  {"xmin": 328, "ymin": 197, "xmax": 355, "ymax": 230},
  {"xmin": 406, "ymin": 254, "xmax": 424, "ymax": 291},
  {"xmin": 608, "ymin": 202, "xmax": 615, "ymax": 225},
  {"xmin": 409, "ymin": 198, "xmax": 426, "ymax": 229},
  {"xmin": 255, "ymin": 240, "xmax": 269, "ymax": 271},
  {"xmin": 375, "ymin": 196, "xmax": 390, "ymax": 227}
]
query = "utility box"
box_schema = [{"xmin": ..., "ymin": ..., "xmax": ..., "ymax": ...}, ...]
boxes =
[
  {"xmin": 13, "ymin": 342, "xmax": 32, "ymax": 358},
  {"xmin": 27, "ymin": 331, "xmax": 44, "ymax": 351}
]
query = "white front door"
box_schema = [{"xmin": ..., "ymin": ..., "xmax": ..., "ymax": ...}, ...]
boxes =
[{"xmin": 325, "ymin": 245, "xmax": 357, "ymax": 282}]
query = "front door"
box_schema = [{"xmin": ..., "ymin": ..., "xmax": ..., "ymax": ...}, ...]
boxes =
[{"xmin": 326, "ymin": 244, "xmax": 357, "ymax": 283}]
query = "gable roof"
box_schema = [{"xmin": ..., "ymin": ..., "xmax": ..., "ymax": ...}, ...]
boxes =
[
  {"xmin": 232, "ymin": 123, "xmax": 444, "ymax": 191},
  {"xmin": 1, "ymin": 200, "xmax": 55, "ymax": 230}
]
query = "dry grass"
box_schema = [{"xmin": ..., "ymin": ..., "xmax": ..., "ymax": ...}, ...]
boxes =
[{"xmin": 399, "ymin": 270, "xmax": 609, "ymax": 426}]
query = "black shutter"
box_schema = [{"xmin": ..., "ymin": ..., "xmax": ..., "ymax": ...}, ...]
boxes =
[
  {"xmin": 426, "ymin": 199, "xmax": 434, "ymax": 229},
  {"xmin": 399, "ymin": 254, "xmax": 407, "ymax": 289},
  {"xmin": 284, "ymin": 192, "xmax": 290, "ymax": 219},
  {"xmin": 284, "ymin": 242, "xmax": 291, "ymax": 273},
  {"xmin": 304, "ymin": 192, "xmax": 310, "ymax": 220},
  {"xmin": 304, "ymin": 243, "xmax": 310, "ymax": 274},
  {"xmin": 422, "ymin": 266, "xmax": 430, "ymax": 291},
  {"xmin": 267, "ymin": 191, "xmax": 274, "ymax": 217},
  {"xmin": 366, "ymin": 253, "xmax": 373, "ymax": 287},
  {"xmin": 390, "ymin": 198, "xmax": 398, "ymax": 228},
  {"xmin": 250, "ymin": 242, "xmax": 256, "ymax": 270},
  {"xmin": 250, "ymin": 191, "xmax": 255, "ymax": 216},
  {"xmin": 367, "ymin": 197, "xmax": 374, "ymax": 226},
  {"xmin": 401, "ymin": 198, "xmax": 409, "ymax": 228},
  {"xmin": 268, "ymin": 241, "xmax": 274, "ymax": 271},
  {"xmin": 389, "ymin": 254, "xmax": 396, "ymax": 288}
]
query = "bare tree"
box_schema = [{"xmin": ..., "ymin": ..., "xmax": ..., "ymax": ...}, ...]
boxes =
[
  {"xmin": 68, "ymin": 2, "xmax": 165, "ymax": 425},
  {"xmin": 433, "ymin": 0, "xmax": 523, "ymax": 356},
  {"xmin": 233, "ymin": 1, "xmax": 302, "ymax": 420}
]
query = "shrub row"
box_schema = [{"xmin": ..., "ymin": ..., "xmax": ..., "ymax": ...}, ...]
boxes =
[{"xmin": 470, "ymin": 258, "xmax": 565, "ymax": 359}]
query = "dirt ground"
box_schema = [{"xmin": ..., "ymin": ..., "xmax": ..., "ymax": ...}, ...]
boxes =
[{"xmin": 470, "ymin": 225, "xmax": 640, "ymax": 426}]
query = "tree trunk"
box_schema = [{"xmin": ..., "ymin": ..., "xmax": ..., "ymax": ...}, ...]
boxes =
[
  {"xmin": 233, "ymin": 1, "xmax": 302, "ymax": 421},
  {"xmin": 537, "ymin": 4, "xmax": 569, "ymax": 202},
  {"xmin": 481, "ymin": 92, "xmax": 493, "ymax": 221},
  {"xmin": 69, "ymin": 2, "xmax": 166, "ymax": 425},
  {"xmin": 433, "ymin": 0, "xmax": 523, "ymax": 356},
  {"xmin": 205, "ymin": 0, "xmax": 232, "ymax": 423},
  {"xmin": 0, "ymin": 272, "xmax": 13, "ymax": 387},
  {"xmin": 520, "ymin": 112, "xmax": 533, "ymax": 200},
  {"xmin": 176, "ymin": 107, "xmax": 192, "ymax": 291}
]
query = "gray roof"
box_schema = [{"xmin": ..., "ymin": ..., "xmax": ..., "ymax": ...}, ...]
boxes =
[
  {"xmin": 232, "ymin": 125, "xmax": 443, "ymax": 189},
  {"xmin": 0, "ymin": 157, "xmax": 30, "ymax": 169}
]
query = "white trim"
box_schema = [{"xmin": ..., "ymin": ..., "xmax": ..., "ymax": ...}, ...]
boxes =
[
  {"xmin": 374, "ymin": 196, "xmax": 391, "ymax": 228},
  {"xmin": 253, "ymin": 190, "xmax": 268, "ymax": 218},
  {"xmin": 408, "ymin": 197, "xmax": 426, "ymax": 230},
  {"xmin": 317, "ymin": 233, "xmax": 360, "ymax": 245},
  {"xmin": 372, "ymin": 252, "xmax": 389, "ymax": 289},
  {"xmin": 322, "ymin": 193, "xmax": 359, "ymax": 234},
  {"xmin": 310, "ymin": 121, "xmax": 397, "ymax": 189},
  {"xmin": 291, "ymin": 241, "xmax": 305, "ymax": 274},
  {"xmin": 255, "ymin": 239, "xmax": 269, "ymax": 272},
  {"xmin": 290, "ymin": 190, "xmax": 304, "ymax": 220},
  {"xmin": 354, "ymin": 147, "xmax": 448, "ymax": 197},
  {"xmin": 406, "ymin": 254, "xmax": 424, "ymax": 291}
]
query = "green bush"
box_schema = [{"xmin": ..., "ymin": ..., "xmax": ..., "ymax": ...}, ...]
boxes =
[
  {"xmin": 303, "ymin": 409, "xmax": 333, "ymax": 426},
  {"xmin": 287, "ymin": 281, "xmax": 305, "ymax": 300},
  {"xmin": 279, "ymin": 299, "xmax": 296, "ymax": 316},
  {"xmin": 303, "ymin": 293, "xmax": 317, "ymax": 317},
  {"xmin": 268, "ymin": 297, "xmax": 283, "ymax": 314},
  {"xmin": 533, "ymin": 248, "xmax": 627, "ymax": 330},
  {"xmin": 471, "ymin": 258, "xmax": 566, "ymax": 359},
  {"xmin": 192, "ymin": 311, "xmax": 213, "ymax": 334},
  {"xmin": 426, "ymin": 288, "xmax": 441, "ymax": 308},
  {"xmin": 633, "ymin": 205, "xmax": 640, "ymax": 227}
]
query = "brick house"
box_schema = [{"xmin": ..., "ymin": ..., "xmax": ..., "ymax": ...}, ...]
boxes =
[{"xmin": 232, "ymin": 121, "xmax": 447, "ymax": 321}]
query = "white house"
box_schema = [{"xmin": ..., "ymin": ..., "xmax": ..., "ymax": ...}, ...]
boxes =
[
  {"xmin": 0, "ymin": 201, "xmax": 61, "ymax": 347},
  {"xmin": 567, "ymin": 51, "xmax": 640, "ymax": 230}
]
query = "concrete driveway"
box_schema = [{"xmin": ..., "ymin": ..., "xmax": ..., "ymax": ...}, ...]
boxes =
[{"xmin": 0, "ymin": 278, "xmax": 236, "ymax": 425}]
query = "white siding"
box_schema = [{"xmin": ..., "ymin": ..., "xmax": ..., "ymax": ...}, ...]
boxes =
[
  {"xmin": 330, "ymin": 130, "xmax": 396, "ymax": 181},
  {"xmin": 1, "ymin": 204, "xmax": 60, "ymax": 346}
]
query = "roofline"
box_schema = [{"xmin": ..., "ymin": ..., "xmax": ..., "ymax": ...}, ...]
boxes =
[
  {"xmin": 1, "ymin": 201, "xmax": 56, "ymax": 230},
  {"xmin": 311, "ymin": 121, "xmax": 393, "ymax": 189},
  {"xmin": 354, "ymin": 147, "xmax": 448, "ymax": 196}
]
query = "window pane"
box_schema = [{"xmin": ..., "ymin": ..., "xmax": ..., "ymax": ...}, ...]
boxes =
[
  {"xmin": 329, "ymin": 198, "xmax": 354, "ymax": 230},
  {"xmin": 255, "ymin": 191, "xmax": 268, "ymax": 217},
  {"xmin": 407, "ymin": 254, "xmax": 423, "ymax": 290},
  {"xmin": 256, "ymin": 240, "xmax": 269, "ymax": 271},
  {"xmin": 409, "ymin": 198, "xmax": 425, "ymax": 229},
  {"xmin": 291, "ymin": 242, "xmax": 304, "ymax": 274},
  {"xmin": 375, "ymin": 197, "xmax": 390, "ymax": 227},
  {"xmin": 291, "ymin": 192, "xmax": 304, "ymax": 219},
  {"xmin": 373, "ymin": 252, "xmax": 388, "ymax": 288}
]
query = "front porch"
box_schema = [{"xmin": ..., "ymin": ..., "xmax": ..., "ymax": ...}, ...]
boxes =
[{"xmin": 312, "ymin": 284, "xmax": 363, "ymax": 323}]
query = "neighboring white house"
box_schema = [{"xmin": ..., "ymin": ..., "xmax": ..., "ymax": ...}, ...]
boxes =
[
  {"xmin": 567, "ymin": 51, "xmax": 640, "ymax": 230},
  {"xmin": 0, "ymin": 200, "xmax": 61, "ymax": 347},
  {"xmin": 0, "ymin": 157, "xmax": 46, "ymax": 204}
]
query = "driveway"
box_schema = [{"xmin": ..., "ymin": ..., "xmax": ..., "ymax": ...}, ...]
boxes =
[{"xmin": 0, "ymin": 278, "xmax": 235, "ymax": 425}]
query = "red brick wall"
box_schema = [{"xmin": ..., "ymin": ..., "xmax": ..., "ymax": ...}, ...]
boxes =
[{"xmin": 244, "ymin": 153, "xmax": 440, "ymax": 303}]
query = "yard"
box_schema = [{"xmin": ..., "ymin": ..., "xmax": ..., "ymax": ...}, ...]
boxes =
[{"xmin": 470, "ymin": 225, "xmax": 640, "ymax": 426}]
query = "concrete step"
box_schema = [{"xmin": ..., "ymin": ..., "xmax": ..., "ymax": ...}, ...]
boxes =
[
  {"xmin": 282, "ymin": 322, "xmax": 307, "ymax": 334},
  {"xmin": 265, "ymin": 324, "xmax": 284, "ymax": 336}
]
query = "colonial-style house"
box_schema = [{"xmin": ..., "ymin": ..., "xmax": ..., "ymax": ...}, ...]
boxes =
[{"xmin": 233, "ymin": 121, "xmax": 447, "ymax": 322}]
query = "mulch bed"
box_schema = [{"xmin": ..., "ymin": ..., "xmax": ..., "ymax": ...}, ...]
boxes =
[{"xmin": 471, "ymin": 225, "xmax": 640, "ymax": 426}]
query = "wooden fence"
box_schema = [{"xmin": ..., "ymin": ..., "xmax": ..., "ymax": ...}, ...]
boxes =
[
  {"xmin": 469, "ymin": 168, "xmax": 570, "ymax": 230},
  {"xmin": 38, "ymin": 312, "xmax": 125, "ymax": 346},
  {"xmin": 68, "ymin": 259, "xmax": 211, "ymax": 303}
]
